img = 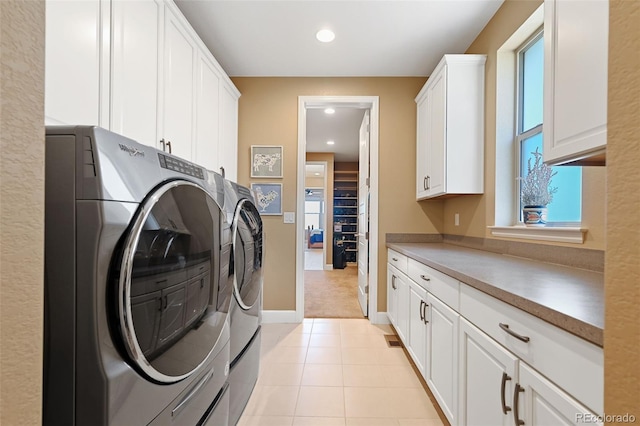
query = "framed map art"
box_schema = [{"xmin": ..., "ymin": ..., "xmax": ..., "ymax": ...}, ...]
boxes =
[
  {"xmin": 251, "ymin": 183, "xmax": 282, "ymax": 215},
  {"xmin": 251, "ymin": 146, "xmax": 283, "ymax": 178}
]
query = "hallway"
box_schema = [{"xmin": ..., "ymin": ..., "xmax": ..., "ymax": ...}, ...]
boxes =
[{"xmin": 304, "ymin": 267, "xmax": 363, "ymax": 319}]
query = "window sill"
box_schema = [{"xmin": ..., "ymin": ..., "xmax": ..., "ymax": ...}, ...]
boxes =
[{"xmin": 488, "ymin": 225, "xmax": 587, "ymax": 244}]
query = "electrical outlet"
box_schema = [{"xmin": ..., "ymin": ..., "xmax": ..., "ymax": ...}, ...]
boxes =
[{"xmin": 454, "ymin": 213, "xmax": 460, "ymax": 226}]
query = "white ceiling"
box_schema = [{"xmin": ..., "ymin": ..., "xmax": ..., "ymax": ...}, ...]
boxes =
[
  {"xmin": 306, "ymin": 107, "xmax": 366, "ymax": 161},
  {"xmin": 174, "ymin": 0, "xmax": 504, "ymax": 162},
  {"xmin": 175, "ymin": 0, "xmax": 503, "ymax": 77}
]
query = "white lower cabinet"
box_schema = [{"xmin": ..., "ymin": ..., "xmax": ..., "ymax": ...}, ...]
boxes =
[
  {"xmin": 386, "ymin": 264, "xmax": 409, "ymax": 343},
  {"xmin": 459, "ymin": 318, "xmax": 518, "ymax": 426},
  {"xmin": 387, "ymin": 249, "xmax": 604, "ymax": 426},
  {"xmin": 426, "ymin": 293, "xmax": 459, "ymax": 425},
  {"xmin": 407, "ymin": 280, "xmax": 428, "ymax": 374}
]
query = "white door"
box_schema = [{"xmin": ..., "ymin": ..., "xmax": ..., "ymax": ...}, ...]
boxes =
[
  {"xmin": 162, "ymin": 7, "xmax": 195, "ymax": 161},
  {"xmin": 459, "ymin": 318, "xmax": 518, "ymax": 426},
  {"xmin": 194, "ymin": 54, "xmax": 221, "ymax": 170},
  {"xmin": 426, "ymin": 68, "xmax": 446, "ymax": 196},
  {"xmin": 426, "ymin": 293, "xmax": 459, "ymax": 424},
  {"xmin": 111, "ymin": 0, "xmax": 162, "ymax": 148},
  {"xmin": 517, "ymin": 363, "xmax": 601, "ymax": 426},
  {"xmin": 357, "ymin": 110, "xmax": 370, "ymax": 317},
  {"xmin": 408, "ymin": 280, "xmax": 428, "ymax": 375}
]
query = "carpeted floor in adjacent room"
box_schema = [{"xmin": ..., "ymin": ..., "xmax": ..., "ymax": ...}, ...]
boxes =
[{"xmin": 304, "ymin": 266, "xmax": 365, "ymax": 318}]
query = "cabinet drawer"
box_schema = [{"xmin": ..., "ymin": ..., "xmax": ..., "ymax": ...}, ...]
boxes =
[
  {"xmin": 407, "ymin": 259, "xmax": 459, "ymax": 311},
  {"xmin": 460, "ymin": 285, "xmax": 603, "ymax": 414},
  {"xmin": 387, "ymin": 249, "xmax": 408, "ymax": 274}
]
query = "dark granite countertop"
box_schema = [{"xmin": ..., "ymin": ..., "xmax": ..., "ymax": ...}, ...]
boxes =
[{"xmin": 387, "ymin": 242, "xmax": 604, "ymax": 347}]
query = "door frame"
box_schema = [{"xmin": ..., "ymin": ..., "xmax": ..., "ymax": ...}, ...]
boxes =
[
  {"xmin": 304, "ymin": 160, "xmax": 328, "ymax": 271},
  {"xmin": 296, "ymin": 96, "xmax": 380, "ymax": 323}
]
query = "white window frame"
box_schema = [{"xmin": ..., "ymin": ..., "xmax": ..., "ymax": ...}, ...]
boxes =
[{"xmin": 489, "ymin": 4, "xmax": 586, "ymax": 244}]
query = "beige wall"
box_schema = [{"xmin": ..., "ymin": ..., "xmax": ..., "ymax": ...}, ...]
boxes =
[
  {"xmin": 307, "ymin": 152, "xmax": 335, "ymax": 265},
  {"xmin": 605, "ymin": 0, "xmax": 640, "ymax": 419},
  {"xmin": 440, "ymin": 0, "xmax": 606, "ymax": 250},
  {"xmin": 232, "ymin": 77, "xmax": 438, "ymax": 312},
  {"xmin": 0, "ymin": 1, "xmax": 46, "ymax": 424}
]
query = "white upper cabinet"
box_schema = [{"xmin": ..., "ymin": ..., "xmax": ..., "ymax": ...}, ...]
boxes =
[
  {"xmin": 110, "ymin": 0, "xmax": 162, "ymax": 148},
  {"xmin": 194, "ymin": 54, "xmax": 221, "ymax": 172},
  {"xmin": 45, "ymin": 0, "xmax": 109, "ymax": 127},
  {"xmin": 161, "ymin": 5, "xmax": 197, "ymax": 161},
  {"xmin": 219, "ymin": 84, "xmax": 240, "ymax": 181},
  {"xmin": 415, "ymin": 55, "xmax": 486, "ymax": 200},
  {"xmin": 543, "ymin": 0, "xmax": 608, "ymax": 165},
  {"xmin": 45, "ymin": 0, "xmax": 240, "ymax": 172}
]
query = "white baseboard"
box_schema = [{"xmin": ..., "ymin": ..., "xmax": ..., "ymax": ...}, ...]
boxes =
[
  {"xmin": 262, "ymin": 310, "xmax": 299, "ymax": 323},
  {"xmin": 324, "ymin": 264, "xmax": 333, "ymax": 270},
  {"xmin": 369, "ymin": 311, "xmax": 390, "ymax": 325}
]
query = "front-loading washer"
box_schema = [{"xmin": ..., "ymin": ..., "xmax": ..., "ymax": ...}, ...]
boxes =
[
  {"xmin": 43, "ymin": 126, "xmax": 232, "ymax": 425},
  {"xmin": 223, "ymin": 180, "xmax": 264, "ymax": 425}
]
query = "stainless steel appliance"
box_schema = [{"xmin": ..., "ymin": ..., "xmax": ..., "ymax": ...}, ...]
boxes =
[
  {"xmin": 224, "ymin": 181, "xmax": 264, "ymax": 425},
  {"xmin": 44, "ymin": 126, "xmax": 232, "ymax": 425}
]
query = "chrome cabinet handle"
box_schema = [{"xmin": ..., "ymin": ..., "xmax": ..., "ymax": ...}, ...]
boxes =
[
  {"xmin": 499, "ymin": 323, "xmax": 530, "ymax": 343},
  {"xmin": 423, "ymin": 176, "xmax": 428, "ymax": 190},
  {"xmin": 419, "ymin": 300, "xmax": 424, "ymax": 321},
  {"xmin": 166, "ymin": 140, "xmax": 172, "ymax": 154},
  {"xmin": 391, "ymin": 275, "xmax": 397, "ymax": 290},
  {"xmin": 392, "ymin": 257, "xmax": 398, "ymax": 261},
  {"xmin": 420, "ymin": 274, "xmax": 430, "ymax": 282},
  {"xmin": 513, "ymin": 383, "xmax": 525, "ymax": 426},
  {"xmin": 220, "ymin": 166, "xmax": 225, "ymax": 178},
  {"xmin": 160, "ymin": 138, "xmax": 166, "ymax": 151},
  {"xmin": 501, "ymin": 372, "xmax": 512, "ymax": 414},
  {"xmin": 426, "ymin": 175, "xmax": 430, "ymax": 190},
  {"xmin": 422, "ymin": 301, "xmax": 428, "ymax": 324}
]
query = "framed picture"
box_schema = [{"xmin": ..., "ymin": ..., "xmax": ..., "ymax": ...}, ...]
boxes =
[
  {"xmin": 251, "ymin": 145, "xmax": 283, "ymax": 178},
  {"xmin": 251, "ymin": 183, "xmax": 283, "ymax": 215}
]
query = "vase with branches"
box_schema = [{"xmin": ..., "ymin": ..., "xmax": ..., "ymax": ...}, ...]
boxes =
[{"xmin": 518, "ymin": 147, "xmax": 557, "ymax": 225}]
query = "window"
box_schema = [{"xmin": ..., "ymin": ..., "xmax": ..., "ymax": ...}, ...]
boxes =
[{"xmin": 516, "ymin": 32, "xmax": 582, "ymax": 223}]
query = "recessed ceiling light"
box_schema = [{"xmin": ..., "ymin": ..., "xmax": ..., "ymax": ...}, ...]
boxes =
[
  {"xmin": 314, "ymin": 172, "xmax": 320, "ymax": 176},
  {"xmin": 326, "ymin": 140, "xmax": 335, "ymax": 145},
  {"xmin": 324, "ymin": 107, "xmax": 335, "ymax": 115},
  {"xmin": 316, "ymin": 29, "xmax": 335, "ymax": 43}
]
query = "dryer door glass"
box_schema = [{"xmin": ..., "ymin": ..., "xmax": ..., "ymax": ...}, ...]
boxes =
[
  {"xmin": 232, "ymin": 199, "xmax": 263, "ymax": 310},
  {"xmin": 118, "ymin": 181, "xmax": 226, "ymax": 383}
]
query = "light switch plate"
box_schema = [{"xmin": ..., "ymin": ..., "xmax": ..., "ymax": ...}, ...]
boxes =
[{"xmin": 283, "ymin": 212, "xmax": 295, "ymax": 224}]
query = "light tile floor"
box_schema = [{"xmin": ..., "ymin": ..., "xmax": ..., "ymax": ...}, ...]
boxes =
[{"xmin": 238, "ymin": 318, "xmax": 445, "ymax": 426}]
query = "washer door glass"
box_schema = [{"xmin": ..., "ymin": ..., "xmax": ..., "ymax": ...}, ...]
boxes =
[
  {"xmin": 232, "ymin": 199, "xmax": 263, "ymax": 310},
  {"xmin": 118, "ymin": 181, "xmax": 225, "ymax": 383}
]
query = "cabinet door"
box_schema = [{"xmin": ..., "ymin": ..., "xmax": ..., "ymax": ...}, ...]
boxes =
[
  {"xmin": 111, "ymin": 0, "xmax": 162, "ymax": 148},
  {"xmin": 543, "ymin": 0, "xmax": 608, "ymax": 164},
  {"xmin": 395, "ymin": 271, "xmax": 410, "ymax": 344},
  {"xmin": 387, "ymin": 265, "xmax": 398, "ymax": 327},
  {"xmin": 408, "ymin": 280, "xmax": 428, "ymax": 375},
  {"xmin": 426, "ymin": 293, "xmax": 459, "ymax": 424},
  {"xmin": 194, "ymin": 53, "xmax": 221, "ymax": 171},
  {"xmin": 425, "ymin": 67, "xmax": 446, "ymax": 197},
  {"xmin": 45, "ymin": 0, "xmax": 107, "ymax": 126},
  {"xmin": 162, "ymin": 7, "xmax": 196, "ymax": 161},
  {"xmin": 219, "ymin": 83, "xmax": 239, "ymax": 181},
  {"xmin": 416, "ymin": 97, "xmax": 430, "ymax": 199},
  {"xmin": 517, "ymin": 363, "xmax": 602, "ymax": 426},
  {"xmin": 459, "ymin": 318, "xmax": 518, "ymax": 426}
]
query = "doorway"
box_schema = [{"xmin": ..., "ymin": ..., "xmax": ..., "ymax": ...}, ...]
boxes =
[
  {"xmin": 304, "ymin": 162, "xmax": 327, "ymax": 271},
  {"xmin": 296, "ymin": 96, "xmax": 380, "ymax": 323}
]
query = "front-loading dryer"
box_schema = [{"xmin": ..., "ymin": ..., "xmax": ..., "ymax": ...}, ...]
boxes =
[
  {"xmin": 44, "ymin": 126, "xmax": 232, "ymax": 425},
  {"xmin": 223, "ymin": 181, "xmax": 264, "ymax": 425}
]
